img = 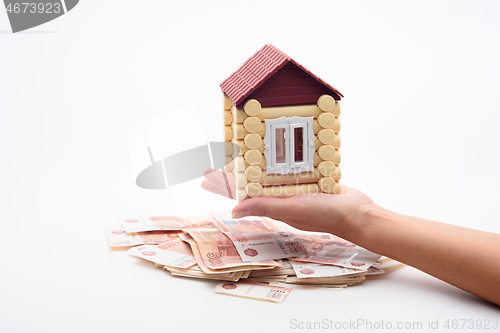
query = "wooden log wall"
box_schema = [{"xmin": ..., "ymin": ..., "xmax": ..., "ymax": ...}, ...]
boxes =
[{"xmin": 223, "ymin": 93, "xmax": 342, "ymax": 202}]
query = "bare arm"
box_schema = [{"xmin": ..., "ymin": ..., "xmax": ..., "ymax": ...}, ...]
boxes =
[
  {"xmin": 232, "ymin": 189, "xmax": 500, "ymax": 306},
  {"xmin": 353, "ymin": 205, "xmax": 500, "ymax": 306},
  {"xmin": 202, "ymin": 171, "xmax": 500, "ymax": 306}
]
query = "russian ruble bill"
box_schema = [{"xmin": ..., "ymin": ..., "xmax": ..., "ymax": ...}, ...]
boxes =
[
  {"xmin": 181, "ymin": 228, "xmax": 279, "ymax": 271},
  {"xmin": 284, "ymin": 275, "xmax": 366, "ymax": 286},
  {"xmin": 211, "ymin": 215, "xmax": 307, "ymax": 261},
  {"xmin": 118, "ymin": 215, "xmax": 212, "ymax": 233},
  {"xmin": 372, "ymin": 257, "xmax": 404, "ymax": 269},
  {"xmin": 225, "ymin": 231, "xmax": 307, "ymax": 261},
  {"xmin": 289, "ymin": 259, "xmax": 384, "ymax": 279},
  {"xmin": 108, "ymin": 214, "xmax": 400, "ymax": 303},
  {"xmin": 289, "ymin": 232, "xmax": 382, "ymax": 269},
  {"xmin": 247, "ymin": 260, "xmax": 294, "ymax": 277},
  {"xmin": 167, "ymin": 265, "xmax": 249, "ymax": 282},
  {"xmin": 128, "ymin": 238, "xmax": 197, "ymax": 269},
  {"xmin": 214, "ymin": 281, "xmax": 293, "ymax": 303},
  {"xmin": 104, "ymin": 229, "xmax": 180, "ymax": 247},
  {"xmin": 210, "ymin": 215, "xmax": 282, "ymax": 233}
]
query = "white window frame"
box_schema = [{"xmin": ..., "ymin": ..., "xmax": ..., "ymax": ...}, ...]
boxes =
[{"xmin": 264, "ymin": 116, "xmax": 315, "ymax": 175}]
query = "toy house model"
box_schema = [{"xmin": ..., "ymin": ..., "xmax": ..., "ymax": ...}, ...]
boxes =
[{"xmin": 220, "ymin": 44, "xmax": 343, "ymax": 203}]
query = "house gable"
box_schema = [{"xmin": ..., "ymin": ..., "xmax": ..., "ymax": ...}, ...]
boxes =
[
  {"xmin": 220, "ymin": 44, "xmax": 343, "ymax": 108},
  {"xmin": 245, "ymin": 61, "xmax": 342, "ymax": 108}
]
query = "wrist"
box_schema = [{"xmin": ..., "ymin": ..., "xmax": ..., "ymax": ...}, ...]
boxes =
[{"xmin": 344, "ymin": 202, "xmax": 389, "ymax": 247}]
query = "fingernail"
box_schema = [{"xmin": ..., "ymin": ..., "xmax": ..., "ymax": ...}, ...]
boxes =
[{"xmin": 232, "ymin": 209, "xmax": 251, "ymax": 219}]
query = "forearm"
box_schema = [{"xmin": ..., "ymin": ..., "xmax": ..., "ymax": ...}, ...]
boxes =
[
  {"xmin": 343, "ymin": 204, "xmax": 500, "ymax": 306},
  {"xmin": 229, "ymin": 188, "xmax": 500, "ymax": 305}
]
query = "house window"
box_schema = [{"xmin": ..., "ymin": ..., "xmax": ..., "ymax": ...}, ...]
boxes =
[{"xmin": 264, "ymin": 116, "xmax": 315, "ymax": 175}]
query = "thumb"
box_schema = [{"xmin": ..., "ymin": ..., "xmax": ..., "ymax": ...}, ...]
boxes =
[{"xmin": 231, "ymin": 197, "xmax": 291, "ymax": 220}]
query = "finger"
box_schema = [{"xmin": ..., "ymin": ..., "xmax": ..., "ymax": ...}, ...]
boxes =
[
  {"xmin": 231, "ymin": 196, "xmax": 306, "ymax": 222},
  {"xmin": 200, "ymin": 178, "xmax": 234, "ymax": 199},
  {"xmin": 203, "ymin": 169, "xmax": 235, "ymax": 191}
]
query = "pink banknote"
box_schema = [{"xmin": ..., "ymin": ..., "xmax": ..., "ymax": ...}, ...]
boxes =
[
  {"xmin": 214, "ymin": 281, "xmax": 293, "ymax": 303},
  {"xmin": 371, "ymin": 258, "xmax": 404, "ymax": 269},
  {"xmin": 210, "ymin": 214, "xmax": 282, "ymax": 233},
  {"xmin": 118, "ymin": 215, "xmax": 212, "ymax": 233},
  {"xmin": 290, "ymin": 232, "xmax": 381, "ymax": 269},
  {"xmin": 289, "ymin": 260, "xmax": 384, "ymax": 278},
  {"xmin": 178, "ymin": 233, "xmax": 276, "ymax": 275},
  {"xmin": 183, "ymin": 228, "xmax": 279, "ymax": 270},
  {"xmin": 104, "ymin": 229, "xmax": 179, "ymax": 247},
  {"xmin": 225, "ymin": 231, "xmax": 307, "ymax": 261},
  {"xmin": 128, "ymin": 239, "xmax": 197, "ymax": 268},
  {"xmin": 178, "ymin": 232, "xmax": 234, "ymax": 275}
]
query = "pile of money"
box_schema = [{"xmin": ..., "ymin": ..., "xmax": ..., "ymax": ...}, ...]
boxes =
[{"xmin": 105, "ymin": 214, "xmax": 402, "ymax": 303}]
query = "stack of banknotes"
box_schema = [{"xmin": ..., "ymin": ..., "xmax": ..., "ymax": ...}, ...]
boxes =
[{"xmin": 105, "ymin": 214, "xmax": 402, "ymax": 303}]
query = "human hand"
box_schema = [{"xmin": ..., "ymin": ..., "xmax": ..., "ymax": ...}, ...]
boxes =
[
  {"xmin": 201, "ymin": 169, "xmax": 236, "ymax": 199},
  {"xmin": 201, "ymin": 169, "xmax": 375, "ymax": 238},
  {"xmin": 232, "ymin": 187, "xmax": 374, "ymax": 238}
]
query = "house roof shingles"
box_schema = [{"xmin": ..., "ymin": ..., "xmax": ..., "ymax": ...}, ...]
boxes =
[{"xmin": 220, "ymin": 44, "xmax": 343, "ymax": 107}]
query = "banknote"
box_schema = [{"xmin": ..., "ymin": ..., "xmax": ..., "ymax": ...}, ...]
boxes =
[
  {"xmin": 178, "ymin": 232, "xmax": 224, "ymax": 274},
  {"xmin": 239, "ymin": 260, "xmax": 293, "ymax": 283},
  {"xmin": 285, "ymin": 275, "xmax": 366, "ymax": 286},
  {"xmin": 244, "ymin": 275, "xmax": 288, "ymax": 283},
  {"xmin": 225, "ymin": 231, "xmax": 307, "ymax": 261},
  {"xmin": 289, "ymin": 260, "xmax": 384, "ymax": 278},
  {"xmin": 167, "ymin": 265, "xmax": 248, "ymax": 282},
  {"xmin": 247, "ymin": 260, "xmax": 294, "ymax": 277},
  {"xmin": 290, "ymin": 232, "xmax": 381, "ymax": 269},
  {"xmin": 104, "ymin": 229, "xmax": 179, "ymax": 247},
  {"xmin": 180, "ymin": 219, "xmax": 216, "ymax": 230},
  {"xmin": 183, "ymin": 228, "xmax": 279, "ymax": 270},
  {"xmin": 210, "ymin": 214, "xmax": 282, "ymax": 233},
  {"xmin": 128, "ymin": 239, "xmax": 197, "ymax": 268},
  {"xmin": 214, "ymin": 281, "xmax": 293, "ymax": 303},
  {"xmin": 118, "ymin": 215, "xmax": 211, "ymax": 233},
  {"xmin": 128, "ymin": 235, "xmax": 251, "ymax": 281},
  {"xmin": 107, "ymin": 212, "xmax": 401, "ymax": 303},
  {"xmin": 178, "ymin": 233, "xmax": 277, "ymax": 274},
  {"xmin": 269, "ymin": 282, "xmax": 345, "ymax": 292},
  {"xmin": 372, "ymin": 258, "xmax": 404, "ymax": 269}
]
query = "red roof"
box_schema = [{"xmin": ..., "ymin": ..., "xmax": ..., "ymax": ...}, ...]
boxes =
[{"xmin": 220, "ymin": 44, "xmax": 343, "ymax": 107}]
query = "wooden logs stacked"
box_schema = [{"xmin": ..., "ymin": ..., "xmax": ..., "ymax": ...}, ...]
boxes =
[
  {"xmin": 223, "ymin": 94, "xmax": 235, "ymax": 174},
  {"xmin": 316, "ymin": 94, "xmax": 341, "ymax": 194}
]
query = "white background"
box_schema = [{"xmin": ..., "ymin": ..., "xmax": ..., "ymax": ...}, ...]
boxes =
[{"xmin": 1, "ymin": 1, "xmax": 500, "ymax": 332}]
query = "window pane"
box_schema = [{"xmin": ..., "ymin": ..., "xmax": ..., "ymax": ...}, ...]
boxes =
[
  {"xmin": 294, "ymin": 127, "xmax": 303, "ymax": 162},
  {"xmin": 275, "ymin": 128, "xmax": 286, "ymax": 163}
]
